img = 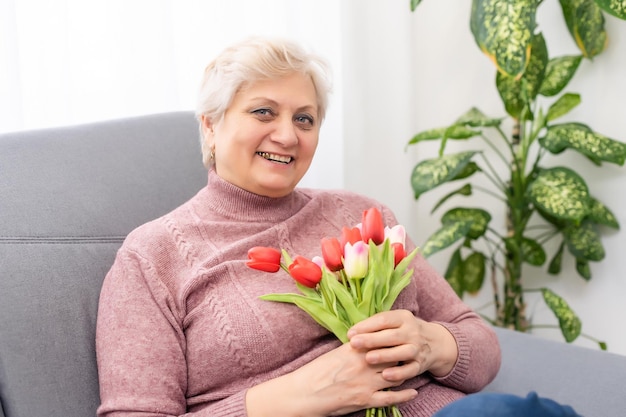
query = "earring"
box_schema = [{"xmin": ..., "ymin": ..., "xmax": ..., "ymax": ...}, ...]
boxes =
[{"xmin": 209, "ymin": 147, "xmax": 215, "ymax": 162}]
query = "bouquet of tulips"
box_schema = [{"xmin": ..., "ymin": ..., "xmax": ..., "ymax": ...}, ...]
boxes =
[{"xmin": 246, "ymin": 207, "xmax": 419, "ymax": 417}]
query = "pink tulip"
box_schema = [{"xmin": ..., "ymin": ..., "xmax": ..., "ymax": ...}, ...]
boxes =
[
  {"xmin": 343, "ymin": 241, "xmax": 369, "ymax": 279},
  {"xmin": 385, "ymin": 225, "xmax": 406, "ymax": 247}
]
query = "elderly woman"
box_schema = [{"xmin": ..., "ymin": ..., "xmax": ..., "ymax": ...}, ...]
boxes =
[{"xmin": 96, "ymin": 37, "xmax": 501, "ymax": 417}]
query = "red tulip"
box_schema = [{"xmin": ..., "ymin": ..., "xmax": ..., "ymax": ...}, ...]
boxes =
[
  {"xmin": 361, "ymin": 207, "xmax": 385, "ymax": 245},
  {"xmin": 246, "ymin": 246, "xmax": 281, "ymax": 272},
  {"xmin": 321, "ymin": 237, "xmax": 344, "ymax": 272},
  {"xmin": 288, "ymin": 256, "xmax": 323, "ymax": 288},
  {"xmin": 340, "ymin": 226, "xmax": 362, "ymax": 250},
  {"xmin": 391, "ymin": 242, "xmax": 406, "ymax": 267}
]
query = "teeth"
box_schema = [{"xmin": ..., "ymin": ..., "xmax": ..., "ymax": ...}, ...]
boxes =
[{"xmin": 257, "ymin": 152, "xmax": 292, "ymax": 164}]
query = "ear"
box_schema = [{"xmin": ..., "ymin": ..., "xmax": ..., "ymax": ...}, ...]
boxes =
[{"xmin": 200, "ymin": 114, "xmax": 214, "ymax": 136}]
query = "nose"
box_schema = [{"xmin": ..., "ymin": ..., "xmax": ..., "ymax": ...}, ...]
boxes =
[{"xmin": 270, "ymin": 116, "xmax": 298, "ymax": 147}]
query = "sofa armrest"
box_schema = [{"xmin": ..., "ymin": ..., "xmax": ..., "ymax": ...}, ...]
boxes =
[{"xmin": 486, "ymin": 327, "xmax": 626, "ymax": 417}]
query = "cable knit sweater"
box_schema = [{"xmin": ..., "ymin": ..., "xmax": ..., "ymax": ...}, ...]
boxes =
[{"xmin": 96, "ymin": 169, "xmax": 501, "ymax": 417}]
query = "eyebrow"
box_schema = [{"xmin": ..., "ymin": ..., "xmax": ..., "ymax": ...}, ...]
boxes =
[{"xmin": 249, "ymin": 97, "xmax": 318, "ymax": 114}]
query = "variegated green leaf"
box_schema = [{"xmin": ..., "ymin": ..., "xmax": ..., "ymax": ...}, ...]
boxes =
[
  {"xmin": 541, "ymin": 288, "xmax": 582, "ymax": 342},
  {"xmin": 496, "ymin": 71, "xmax": 527, "ymax": 119},
  {"xmin": 407, "ymin": 125, "xmax": 481, "ymax": 146},
  {"xmin": 588, "ymin": 197, "xmax": 620, "ymax": 228},
  {"xmin": 576, "ymin": 257, "xmax": 592, "ymax": 280},
  {"xmin": 410, "ymin": 0, "xmax": 422, "ymax": 12},
  {"xmin": 431, "ymin": 184, "xmax": 473, "ymax": 214},
  {"xmin": 442, "ymin": 207, "xmax": 492, "ymax": 239},
  {"xmin": 455, "ymin": 107, "xmax": 503, "ymax": 127},
  {"xmin": 411, "ymin": 151, "xmax": 478, "ymax": 199},
  {"xmin": 527, "ymin": 167, "xmax": 591, "ymax": 222},
  {"xmin": 548, "ymin": 241, "xmax": 565, "ymax": 274},
  {"xmin": 594, "ymin": 0, "xmax": 626, "ymax": 19},
  {"xmin": 471, "ymin": 0, "xmax": 537, "ymax": 78},
  {"xmin": 463, "ymin": 251, "xmax": 486, "ymax": 293},
  {"xmin": 452, "ymin": 162, "xmax": 481, "ymax": 180},
  {"xmin": 559, "ymin": 0, "xmax": 608, "ymax": 58},
  {"xmin": 539, "ymin": 55, "xmax": 583, "ymax": 96},
  {"xmin": 564, "ymin": 221, "xmax": 605, "ymax": 261},
  {"xmin": 444, "ymin": 249, "xmax": 465, "ymax": 297},
  {"xmin": 422, "ymin": 221, "xmax": 474, "ymax": 258},
  {"xmin": 521, "ymin": 237, "xmax": 547, "ymax": 266},
  {"xmin": 496, "ymin": 33, "xmax": 547, "ymax": 119},
  {"xmin": 546, "ymin": 93, "xmax": 581, "ymax": 121},
  {"xmin": 539, "ymin": 123, "xmax": 626, "ymax": 165}
]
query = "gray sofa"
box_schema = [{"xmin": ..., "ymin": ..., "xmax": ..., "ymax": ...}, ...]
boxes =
[{"xmin": 1, "ymin": 112, "xmax": 625, "ymax": 417}]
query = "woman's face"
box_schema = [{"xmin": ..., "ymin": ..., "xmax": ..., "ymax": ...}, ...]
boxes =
[{"xmin": 204, "ymin": 72, "xmax": 321, "ymax": 198}]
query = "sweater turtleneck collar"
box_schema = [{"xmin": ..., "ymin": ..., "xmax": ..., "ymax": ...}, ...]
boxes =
[{"xmin": 193, "ymin": 168, "xmax": 311, "ymax": 223}]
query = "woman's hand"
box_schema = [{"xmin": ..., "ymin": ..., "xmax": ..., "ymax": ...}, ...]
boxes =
[
  {"xmin": 246, "ymin": 341, "xmax": 417, "ymax": 417},
  {"xmin": 347, "ymin": 309, "xmax": 459, "ymax": 382}
]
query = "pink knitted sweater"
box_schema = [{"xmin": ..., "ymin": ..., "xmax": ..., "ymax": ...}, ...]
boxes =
[{"xmin": 96, "ymin": 169, "xmax": 501, "ymax": 417}]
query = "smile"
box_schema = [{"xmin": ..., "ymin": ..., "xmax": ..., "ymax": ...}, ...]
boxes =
[{"xmin": 256, "ymin": 152, "xmax": 293, "ymax": 164}]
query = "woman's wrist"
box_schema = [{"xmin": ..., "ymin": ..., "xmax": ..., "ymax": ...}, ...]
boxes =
[
  {"xmin": 245, "ymin": 370, "xmax": 320, "ymax": 417},
  {"xmin": 422, "ymin": 321, "xmax": 459, "ymax": 377}
]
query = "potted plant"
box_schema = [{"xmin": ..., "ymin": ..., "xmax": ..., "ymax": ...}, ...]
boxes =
[{"xmin": 407, "ymin": 0, "xmax": 626, "ymax": 348}]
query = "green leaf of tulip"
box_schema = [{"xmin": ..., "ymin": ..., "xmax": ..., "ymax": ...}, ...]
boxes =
[
  {"xmin": 541, "ymin": 288, "xmax": 582, "ymax": 342},
  {"xmin": 422, "ymin": 220, "xmax": 474, "ymax": 258},
  {"xmin": 588, "ymin": 197, "xmax": 620, "ymax": 229},
  {"xmin": 463, "ymin": 251, "xmax": 486, "ymax": 294},
  {"xmin": 471, "ymin": 0, "xmax": 537, "ymax": 78},
  {"xmin": 559, "ymin": 0, "xmax": 608, "ymax": 59},
  {"xmin": 546, "ymin": 93, "xmax": 581, "ymax": 122},
  {"xmin": 539, "ymin": 123, "xmax": 626, "ymax": 166},
  {"xmin": 594, "ymin": 0, "xmax": 626, "ymax": 19},
  {"xmin": 563, "ymin": 221, "xmax": 605, "ymax": 261},
  {"xmin": 527, "ymin": 167, "xmax": 591, "ymax": 223},
  {"xmin": 411, "ymin": 151, "xmax": 478, "ymax": 199},
  {"xmin": 539, "ymin": 55, "xmax": 583, "ymax": 97},
  {"xmin": 442, "ymin": 207, "xmax": 492, "ymax": 240}
]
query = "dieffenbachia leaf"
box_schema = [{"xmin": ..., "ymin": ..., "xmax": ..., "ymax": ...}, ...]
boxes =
[
  {"xmin": 441, "ymin": 207, "xmax": 492, "ymax": 239},
  {"xmin": 548, "ymin": 241, "xmax": 565, "ymax": 274},
  {"xmin": 563, "ymin": 221, "xmax": 605, "ymax": 261},
  {"xmin": 444, "ymin": 249, "xmax": 465, "ymax": 297},
  {"xmin": 463, "ymin": 251, "xmax": 486, "ymax": 294},
  {"xmin": 594, "ymin": 0, "xmax": 626, "ymax": 19},
  {"xmin": 411, "ymin": 151, "xmax": 478, "ymax": 199},
  {"xmin": 431, "ymin": 184, "xmax": 473, "ymax": 214},
  {"xmin": 422, "ymin": 220, "xmax": 474, "ymax": 258},
  {"xmin": 452, "ymin": 162, "xmax": 481, "ymax": 180},
  {"xmin": 471, "ymin": 0, "xmax": 538, "ymax": 78},
  {"xmin": 455, "ymin": 107, "xmax": 503, "ymax": 127},
  {"xmin": 559, "ymin": 0, "xmax": 608, "ymax": 58},
  {"xmin": 539, "ymin": 123, "xmax": 626, "ymax": 165},
  {"xmin": 527, "ymin": 167, "xmax": 591, "ymax": 223},
  {"xmin": 407, "ymin": 125, "xmax": 481, "ymax": 147},
  {"xmin": 539, "ymin": 55, "xmax": 583, "ymax": 96},
  {"xmin": 520, "ymin": 237, "xmax": 547, "ymax": 266},
  {"xmin": 541, "ymin": 288, "xmax": 582, "ymax": 342},
  {"xmin": 496, "ymin": 32, "xmax": 548, "ymax": 119},
  {"xmin": 410, "ymin": 0, "xmax": 422, "ymax": 12},
  {"xmin": 576, "ymin": 257, "xmax": 592, "ymax": 280},
  {"xmin": 546, "ymin": 93, "xmax": 581, "ymax": 121},
  {"xmin": 588, "ymin": 197, "xmax": 620, "ymax": 228}
]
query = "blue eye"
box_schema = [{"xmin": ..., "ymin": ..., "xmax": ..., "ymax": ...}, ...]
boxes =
[
  {"xmin": 295, "ymin": 114, "xmax": 315, "ymax": 128},
  {"xmin": 252, "ymin": 108, "xmax": 274, "ymax": 120}
]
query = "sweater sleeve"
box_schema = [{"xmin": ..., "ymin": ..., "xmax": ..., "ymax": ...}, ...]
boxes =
[
  {"xmin": 381, "ymin": 206, "xmax": 501, "ymax": 394},
  {"xmin": 95, "ymin": 248, "xmax": 249, "ymax": 417}
]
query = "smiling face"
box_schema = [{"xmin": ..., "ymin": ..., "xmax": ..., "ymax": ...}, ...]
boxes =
[{"xmin": 202, "ymin": 72, "xmax": 320, "ymax": 198}]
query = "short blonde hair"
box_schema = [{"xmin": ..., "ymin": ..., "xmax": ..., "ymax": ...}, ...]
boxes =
[{"xmin": 195, "ymin": 36, "xmax": 333, "ymax": 166}]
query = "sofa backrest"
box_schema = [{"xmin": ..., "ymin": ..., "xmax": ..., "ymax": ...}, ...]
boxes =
[{"xmin": 0, "ymin": 112, "xmax": 207, "ymax": 417}]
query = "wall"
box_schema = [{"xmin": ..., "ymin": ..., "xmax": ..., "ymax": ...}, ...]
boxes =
[{"xmin": 341, "ymin": 0, "xmax": 626, "ymax": 355}]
